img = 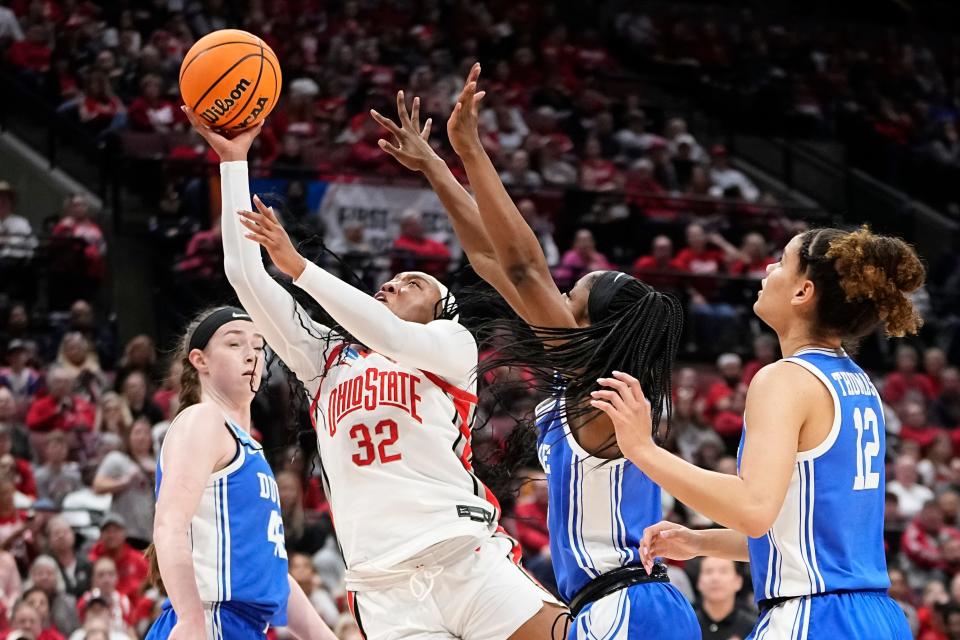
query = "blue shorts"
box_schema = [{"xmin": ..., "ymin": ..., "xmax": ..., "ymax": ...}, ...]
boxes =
[
  {"xmin": 145, "ymin": 601, "xmax": 270, "ymax": 640},
  {"xmin": 569, "ymin": 582, "xmax": 701, "ymax": 640},
  {"xmin": 748, "ymin": 590, "xmax": 911, "ymax": 639}
]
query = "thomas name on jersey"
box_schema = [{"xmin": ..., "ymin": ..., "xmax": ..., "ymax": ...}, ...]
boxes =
[
  {"xmin": 326, "ymin": 368, "xmax": 422, "ymax": 435},
  {"xmin": 829, "ymin": 371, "xmax": 879, "ymax": 398}
]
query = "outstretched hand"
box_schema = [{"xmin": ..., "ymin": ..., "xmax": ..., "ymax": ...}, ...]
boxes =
[
  {"xmin": 590, "ymin": 371, "xmax": 656, "ymax": 461},
  {"xmin": 447, "ymin": 62, "xmax": 486, "ymax": 158},
  {"xmin": 237, "ymin": 195, "xmax": 306, "ymax": 280},
  {"xmin": 370, "ymin": 91, "xmax": 438, "ymax": 173},
  {"xmin": 181, "ymin": 105, "xmax": 263, "ymax": 162}
]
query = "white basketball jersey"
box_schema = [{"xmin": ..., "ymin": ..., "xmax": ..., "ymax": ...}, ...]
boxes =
[{"xmin": 309, "ymin": 343, "xmax": 499, "ymax": 572}]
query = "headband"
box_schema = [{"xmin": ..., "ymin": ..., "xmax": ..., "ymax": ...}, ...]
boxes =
[
  {"xmin": 407, "ymin": 272, "xmax": 459, "ymax": 322},
  {"xmin": 188, "ymin": 307, "xmax": 253, "ymax": 352},
  {"xmin": 588, "ymin": 271, "xmax": 634, "ymax": 323}
]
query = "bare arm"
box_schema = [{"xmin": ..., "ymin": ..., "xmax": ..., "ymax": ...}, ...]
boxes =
[
  {"xmin": 447, "ymin": 65, "xmax": 576, "ymax": 329},
  {"xmin": 639, "ymin": 521, "xmax": 749, "ymax": 568},
  {"xmin": 370, "ymin": 93, "xmax": 527, "ymax": 317},
  {"xmin": 593, "ymin": 364, "xmax": 810, "ymax": 538},
  {"xmin": 284, "ymin": 576, "xmax": 337, "ymax": 640},
  {"xmin": 154, "ymin": 404, "xmax": 237, "ymax": 630}
]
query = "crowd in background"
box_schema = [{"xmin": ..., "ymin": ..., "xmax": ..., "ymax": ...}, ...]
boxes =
[{"xmin": 0, "ymin": 1, "xmax": 959, "ymax": 640}]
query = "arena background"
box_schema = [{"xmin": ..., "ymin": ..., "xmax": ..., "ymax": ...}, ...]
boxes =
[{"xmin": 0, "ymin": 0, "xmax": 958, "ymax": 638}]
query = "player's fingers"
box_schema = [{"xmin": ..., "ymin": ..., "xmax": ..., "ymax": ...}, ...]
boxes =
[
  {"xmin": 612, "ymin": 371, "xmax": 645, "ymax": 404},
  {"xmin": 420, "ymin": 118, "xmax": 433, "ymax": 140},
  {"xmin": 378, "ymin": 139, "xmax": 402, "ymax": 157},
  {"xmin": 410, "ymin": 96, "xmax": 421, "ymax": 130},
  {"xmin": 598, "ymin": 377, "xmax": 631, "ymax": 403},
  {"xmin": 251, "ymin": 196, "xmax": 280, "ymax": 229},
  {"xmin": 589, "ymin": 399, "xmax": 614, "ymax": 416},
  {"xmin": 370, "ymin": 109, "xmax": 402, "ymax": 137},
  {"xmin": 397, "ymin": 90, "xmax": 412, "ymax": 127}
]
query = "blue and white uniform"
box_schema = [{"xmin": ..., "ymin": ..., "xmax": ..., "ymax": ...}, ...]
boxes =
[
  {"xmin": 536, "ymin": 395, "xmax": 700, "ymax": 640},
  {"xmin": 146, "ymin": 408, "xmax": 290, "ymax": 639},
  {"xmin": 740, "ymin": 348, "xmax": 910, "ymax": 639}
]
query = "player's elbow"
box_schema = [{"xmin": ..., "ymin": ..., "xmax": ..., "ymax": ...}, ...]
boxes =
[
  {"xmin": 738, "ymin": 504, "xmax": 777, "ymax": 538},
  {"xmin": 505, "ymin": 262, "xmax": 538, "ymax": 287}
]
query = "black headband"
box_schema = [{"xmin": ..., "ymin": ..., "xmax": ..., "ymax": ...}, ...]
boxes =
[
  {"xmin": 188, "ymin": 307, "xmax": 253, "ymax": 352},
  {"xmin": 588, "ymin": 272, "xmax": 635, "ymax": 323}
]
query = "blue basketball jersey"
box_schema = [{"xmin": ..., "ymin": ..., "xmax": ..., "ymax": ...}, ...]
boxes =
[
  {"xmin": 156, "ymin": 411, "xmax": 290, "ymax": 626},
  {"xmin": 737, "ymin": 348, "xmax": 890, "ymax": 604},
  {"xmin": 535, "ymin": 395, "xmax": 662, "ymax": 602}
]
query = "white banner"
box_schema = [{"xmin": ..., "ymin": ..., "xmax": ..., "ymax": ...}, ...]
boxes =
[{"xmin": 318, "ymin": 182, "xmax": 463, "ymax": 271}]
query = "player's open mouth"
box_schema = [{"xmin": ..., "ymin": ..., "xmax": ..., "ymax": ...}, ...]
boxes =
[{"xmin": 374, "ymin": 292, "xmax": 388, "ymax": 302}]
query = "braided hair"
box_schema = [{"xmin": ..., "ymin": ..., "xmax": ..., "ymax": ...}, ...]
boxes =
[{"xmin": 476, "ymin": 271, "xmax": 684, "ymax": 455}]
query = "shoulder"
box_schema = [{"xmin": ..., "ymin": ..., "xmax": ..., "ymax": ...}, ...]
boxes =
[
  {"xmin": 425, "ymin": 320, "xmax": 477, "ymax": 346},
  {"xmin": 163, "ymin": 404, "xmax": 234, "ymax": 449},
  {"xmin": 747, "ymin": 360, "xmax": 825, "ymax": 406}
]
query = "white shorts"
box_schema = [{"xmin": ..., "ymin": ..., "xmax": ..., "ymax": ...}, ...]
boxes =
[{"xmin": 346, "ymin": 535, "xmax": 560, "ymax": 640}]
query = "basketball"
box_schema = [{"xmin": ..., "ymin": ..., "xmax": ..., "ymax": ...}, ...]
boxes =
[{"xmin": 179, "ymin": 29, "xmax": 281, "ymax": 132}]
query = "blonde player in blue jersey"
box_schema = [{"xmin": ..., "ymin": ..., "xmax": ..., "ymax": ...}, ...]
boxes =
[
  {"xmin": 592, "ymin": 227, "xmax": 920, "ymax": 639},
  {"xmin": 372, "ymin": 65, "xmax": 700, "ymax": 639},
  {"xmin": 145, "ymin": 306, "xmax": 336, "ymax": 640}
]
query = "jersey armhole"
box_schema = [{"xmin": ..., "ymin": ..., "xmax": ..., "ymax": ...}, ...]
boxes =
[
  {"xmin": 158, "ymin": 407, "xmax": 244, "ymax": 481},
  {"xmin": 782, "ymin": 357, "xmax": 842, "ymax": 461}
]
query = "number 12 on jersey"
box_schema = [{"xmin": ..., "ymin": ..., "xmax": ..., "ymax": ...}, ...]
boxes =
[{"xmin": 853, "ymin": 407, "xmax": 880, "ymax": 491}]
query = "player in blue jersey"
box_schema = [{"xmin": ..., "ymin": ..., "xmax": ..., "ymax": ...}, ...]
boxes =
[
  {"xmin": 373, "ymin": 64, "xmax": 700, "ymax": 638},
  {"xmin": 145, "ymin": 306, "xmax": 335, "ymax": 640},
  {"xmin": 592, "ymin": 227, "xmax": 923, "ymax": 639}
]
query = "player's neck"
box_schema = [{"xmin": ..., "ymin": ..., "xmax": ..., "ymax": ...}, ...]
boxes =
[
  {"xmin": 778, "ymin": 327, "xmax": 841, "ymax": 359},
  {"xmin": 200, "ymin": 389, "xmax": 252, "ymax": 431}
]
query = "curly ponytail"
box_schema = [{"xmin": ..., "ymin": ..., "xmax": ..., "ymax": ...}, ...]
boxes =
[{"xmin": 798, "ymin": 226, "xmax": 925, "ymax": 339}]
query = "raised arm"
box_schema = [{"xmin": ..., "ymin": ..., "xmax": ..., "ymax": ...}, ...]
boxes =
[
  {"xmin": 370, "ymin": 91, "xmax": 527, "ymax": 318},
  {"xmin": 447, "ymin": 64, "xmax": 577, "ymax": 329},
  {"xmin": 235, "ymin": 200, "xmax": 477, "ymax": 386},
  {"xmin": 181, "ymin": 107, "xmax": 334, "ymax": 392}
]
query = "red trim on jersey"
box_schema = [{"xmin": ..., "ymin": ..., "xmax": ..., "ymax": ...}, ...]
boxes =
[
  {"xmin": 495, "ymin": 526, "xmax": 524, "ymax": 565},
  {"xmin": 420, "ymin": 370, "xmax": 479, "ymax": 405},
  {"xmin": 346, "ymin": 591, "xmax": 368, "ymax": 640},
  {"xmin": 310, "ymin": 343, "xmax": 349, "ymax": 432}
]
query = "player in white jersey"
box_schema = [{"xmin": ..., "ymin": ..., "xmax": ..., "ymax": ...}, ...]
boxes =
[
  {"xmin": 180, "ymin": 106, "xmax": 563, "ymax": 640},
  {"xmin": 592, "ymin": 227, "xmax": 922, "ymax": 639},
  {"xmin": 146, "ymin": 306, "xmax": 334, "ymax": 640}
]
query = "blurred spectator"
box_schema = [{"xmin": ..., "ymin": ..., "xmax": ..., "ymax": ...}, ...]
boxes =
[
  {"xmin": 390, "ymin": 209, "xmax": 450, "ymax": 279},
  {"xmin": 287, "ymin": 552, "xmax": 339, "ymax": 627},
  {"xmin": 899, "ymin": 401, "xmax": 941, "ymax": 449},
  {"xmin": 55, "ymin": 334, "xmax": 103, "ymax": 403},
  {"xmin": 126, "ymin": 75, "xmax": 180, "ymax": 134},
  {"xmin": 0, "ymin": 390, "xmax": 29, "ymax": 464},
  {"xmin": 615, "ymin": 110, "xmax": 661, "ymax": 161},
  {"xmin": 517, "ymin": 199, "xmax": 559, "ymax": 268},
  {"xmin": 741, "ymin": 334, "xmax": 778, "ymax": 386},
  {"xmin": 579, "ymin": 136, "xmax": 622, "ymax": 192},
  {"xmin": 888, "ymin": 567, "xmax": 920, "ymax": 636},
  {"xmin": 925, "ymin": 348, "xmax": 948, "ymax": 397},
  {"xmin": 0, "ymin": 182, "xmax": 37, "ymax": 261},
  {"xmin": 708, "ymin": 145, "xmax": 759, "ymax": 201},
  {"xmin": 729, "ymin": 233, "xmax": 775, "ymax": 280},
  {"xmin": 25, "ymin": 556, "xmax": 78, "ymax": 635},
  {"xmin": 632, "ymin": 235, "xmax": 683, "ymax": 292},
  {"xmin": 92, "ymin": 421, "xmax": 155, "ymax": 547},
  {"xmin": 673, "ymin": 224, "xmax": 736, "ymax": 275},
  {"xmin": 918, "ymin": 434, "xmax": 960, "ymax": 493},
  {"xmin": 1, "ymin": 341, "xmax": 42, "ymax": 415},
  {"xmin": 537, "ymin": 138, "xmax": 578, "ymax": 187},
  {"xmin": 0, "ymin": 424, "xmax": 36, "ymax": 498},
  {"xmin": 0, "ymin": 5, "xmax": 23, "ymax": 43},
  {"xmin": 553, "ymin": 229, "xmax": 613, "ymax": 289},
  {"xmin": 76, "ymin": 558, "xmax": 131, "ymax": 631},
  {"xmin": 150, "ymin": 360, "xmax": 181, "ymax": 422},
  {"xmin": 35, "ymin": 433, "xmax": 82, "ymax": 508},
  {"xmin": 73, "ymin": 72, "xmax": 126, "ymax": 136},
  {"xmin": 277, "ymin": 471, "xmax": 330, "ymax": 556},
  {"xmin": 0, "ymin": 550, "xmax": 20, "ymax": 618},
  {"xmin": 93, "ymin": 394, "xmax": 131, "ymax": 439},
  {"xmin": 116, "ymin": 373, "xmax": 162, "ymax": 426},
  {"xmin": 695, "ymin": 557, "xmax": 754, "ymax": 640},
  {"xmin": 927, "ymin": 121, "xmax": 960, "ymax": 165},
  {"xmin": 704, "ymin": 354, "xmax": 744, "ymax": 423},
  {"xmin": 884, "ymin": 345, "xmax": 937, "ymax": 406},
  {"xmin": 23, "ymin": 587, "xmax": 67, "ymax": 640},
  {"xmin": 933, "ymin": 368, "xmax": 960, "ymax": 429},
  {"xmin": 6, "ymin": 600, "xmax": 44, "ymax": 640},
  {"xmin": 45, "ymin": 517, "xmax": 91, "ymax": 599},
  {"xmin": 671, "ymin": 134, "xmax": 700, "ymax": 187},
  {"xmin": 499, "ymin": 150, "xmax": 542, "ymax": 191},
  {"xmin": 8, "ymin": 24, "xmax": 51, "ymax": 76},
  {"xmin": 0, "ymin": 476, "xmax": 37, "ymax": 571},
  {"xmin": 49, "ymin": 197, "xmax": 107, "ymax": 307},
  {"xmin": 173, "ymin": 221, "xmax": 223, "ymax": 284},
  {"xmin": 327, "ymin": 221, "xmax": 375, "ymax": 287},
  {"xmin": 85, "ymin": 515, "xmax": 146, "ymax": 602},
  {"xmin": 26, "ymin": 367, "xmax": 95, "ymax": 457},
  {"xmin": 115, "ymin": 337, "xmax": 159, "ymax": 389},
  {"xmin": 890, "ymin": 456, "xmax": 936, "ymax": 519},
  {"xmin": 511, "ymin": 469, "xmax": 554, "ymax": 593},
  {"xmin": 57, "ymin": 302, "xmax": 115, "ymax": 369}
]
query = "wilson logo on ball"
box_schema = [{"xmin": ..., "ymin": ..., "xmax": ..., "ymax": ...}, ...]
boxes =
[{"xmin": 198, "ymin": 78, "xmax": 252, "ymax": 125}]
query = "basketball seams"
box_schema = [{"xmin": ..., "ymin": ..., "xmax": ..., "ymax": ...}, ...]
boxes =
[
  {"xmin": 189, "ymin": 53, "xmax": 261, "ymax": 115},
  {"xmin": 217, "ymin": 38, "xmax": 266, "ymax": 128},
  {"xmin": 179, "ymin": 40, "xmax": 262, "ymax": 85}
]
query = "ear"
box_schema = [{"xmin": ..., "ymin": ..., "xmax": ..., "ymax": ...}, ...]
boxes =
[
  {"xmin": 187, "ymin": 348, "xmax": 207, "ymax": 374},
  {"xmin": 789, "ymin": 277, "xmax": 816, "ymax": 310}
]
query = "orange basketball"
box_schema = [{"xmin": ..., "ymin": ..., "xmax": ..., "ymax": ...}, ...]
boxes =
[{"xmin": 179, "ymin": 29, "xmax": 281, "ymax": 132}]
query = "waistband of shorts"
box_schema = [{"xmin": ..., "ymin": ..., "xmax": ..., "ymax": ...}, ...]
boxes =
[
  {"xmin": 344, "ymin": 535, "xmax": 485, "ymax": 591},
  {"xmin": 758, "ymin": 588, "xmax": 889, "ymax": 612},
  {"xmin": 569, "ymin": 563, "xmax": 670, "ymax": 617}
]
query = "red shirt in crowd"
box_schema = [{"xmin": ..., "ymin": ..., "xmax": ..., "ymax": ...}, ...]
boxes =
[
  {"xmin": 512, "ymin": 501, "xmax": 549, "ymax": 556},
  {"xmin": 579, "ymin": 159, "xmax": 620, "ymax": 191},
  {"xmin": 632, "ymin": 256, "xmax": 684, "ymax": 291},
  {"xmin": 729, "ymin": 256, "xmax": 776, "ymax": 279},
  {"xmin": 87, "ymin": 541, "xmax": 149, "ymax": 600},
  {"xmin": 8, "ymin": 41, "xmax": 52, "ymax": 73},
  {"xmin": 390, "ymin": 236, "xmax": 451, "ymax": 280},
  {"xmin": 77, "ymin": 589, "xmax": 132, "ymax": 627},
  {"xmin": 672, "ymin": 248, "xmax": 725, "ymax": 274},
  {"xmin": 901, "ymin": 519, "xmax": 960, "ymax": 571},
  {"xmin": 127, "ymin": 97, "xmax": 182, "ymax": 132},
  {"xmin": 25, "ymin": 395, "xmax": 95, "ymax": 432},
  {"xmin": 884, "ymin": 372, "xmax": 937, "ymax": 405}
]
